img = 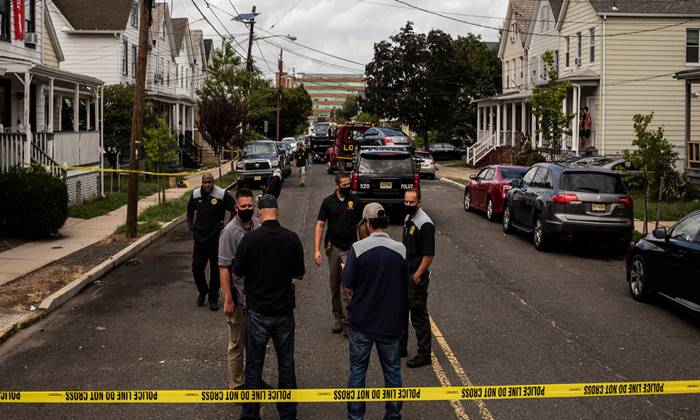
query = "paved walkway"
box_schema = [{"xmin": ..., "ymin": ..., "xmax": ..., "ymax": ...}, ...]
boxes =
[{"xmin": 0, "ymin": 164, "xmax": 233, "ymax": 287}]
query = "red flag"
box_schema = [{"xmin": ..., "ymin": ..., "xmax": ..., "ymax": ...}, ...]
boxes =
[{"xmin": 13, "ymin": 0, "xmax": 25, "ymax": 41}]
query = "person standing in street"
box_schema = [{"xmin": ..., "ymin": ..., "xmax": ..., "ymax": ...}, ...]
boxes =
[
  {"xmin": 295, "ymin": 142, "xmax": 308, "ymax": 187},
  {"xmin": 341, "ymin": 202, "xmax": 409, "ymax": 420},
  {"xmin": 218, "ymin": 188, "xmax": 260, "ymax": 389},
  {"xmin": 233, "ymin": 194, "xmax": 305, "ymax": 420},
  {"xmin": 187, "ymin": 173, "xmax": 235, "ymax": 311},
  {"xmin": 401, "ymin": 189, "xmax": 435, "ymax": 368},
  {"xmin": 314, "ymin": 173, "xmax": 360, "ymax": 334}
]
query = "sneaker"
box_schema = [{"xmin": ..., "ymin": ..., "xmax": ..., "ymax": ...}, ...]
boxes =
[
  {"xmin": 332, "ymin": 318, "xmax": 343, "ymax": 334},
  {"xmin": 406, "ymin": 355, "xmax": 431, "ymax": 368},
  {"xmin": 197, "ymin": 293, "xmax": 206, "ymax": 307},
  {"xmin": 209, "ymin": 302, "xmax": 219, "ymax": 311}
]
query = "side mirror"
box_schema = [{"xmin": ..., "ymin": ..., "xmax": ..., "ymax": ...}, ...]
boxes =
[
  {"xmin": 652, "ymin": 227, "xmax": 668, "ymax": 240},
  {"xmin": 469, "ymin": 174, "xmax": 478, "ymax": 181},
  {"xmin": 511, "ymin": 179, "xmax": 521, "ymax": 188}
]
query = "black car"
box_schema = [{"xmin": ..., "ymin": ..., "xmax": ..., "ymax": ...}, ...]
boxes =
[
  {"xmin": 502, "ymin": 163, "xmax": 634, "ymax": 252},
  {"xmin": 428, "ymin": 142, "xmax": 467, "ymax": 161},
  {"xmin": 626, "ymin": 211, "xmax": 700, "ymax": 311},
  {"xmin": 358, "ymin": 127, "xmax": 413, "ymax": 148},
  {"xmin": 350, "ymin": 147, "xmax": 420, "ymax": 211},
  {"xmin": 235, "ymin": 140, "xmax": 284, "ymax": 187}
]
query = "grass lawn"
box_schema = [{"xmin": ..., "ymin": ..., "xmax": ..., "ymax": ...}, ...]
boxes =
[
  {"xmin": 446, "ymin": 177, "xmax": 468, "ymax": 186},
  {"xmin": 631, "ymin": 194, "xmax": 700, "ymax": 222},
  {"xmin": 439, "ymin": 160, "xmax": 468, "ymax": 168},
  {"xmin": 68, "ymin": 179, "xmax": 160, "ymax": 219}
]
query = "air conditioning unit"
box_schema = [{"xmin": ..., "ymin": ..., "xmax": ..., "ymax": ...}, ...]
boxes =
[
  {"xmin": 154, "ymin": 74, "xmax": 163, "ymax": 83},
  {"xmin": 24, "ymin": 32, "xmax": 38, "ymax": 45},
  {"xmin": 574, "ymin": 57, "xmax": 581, "ymax": 66}
]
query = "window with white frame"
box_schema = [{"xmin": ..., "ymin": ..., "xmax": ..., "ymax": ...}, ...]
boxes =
[
  {"xmin": 589, "ymin": 28, "xmax": 595, "ymax": 63},
  {"xmin": 531, "ymin": 56, "xmax": 537, "ymax": 83},
  {"xmin": 122, "ymin": 40, "xmax": 129, "ymax": 76},
  {"xmin": 166, "ymin": 61, "xmax": 170, "ymax": 85},
  {"xmin": 565, "ymin": 36, "xmax": 570, "ymax": 67},
  {"xmin": 541, "ymin": 5, "xmax": 550, "ymax": 31},
  {"xmin": 510, "ymin": 22, "xmax": 517, "ymax": 43},
  {"xmin": 541, "ymin": 55, "xmax": 547, "ymax": 80},
  {"xmin": 576, "ymin": 32, "xmax": 582, "ymax": 64},
  {"xmin": 131, "ymin": 45, "xmax": 137, "ymax": 78},
  {"xmin": 131, "ymin": 1, "xmax": 138, "ymax": 28},
  {"xmin": 506, "ymin": 61, "xmax": 510, "ymax": 87},
  {"xmin": 0, "ymin": 0, "xmax": 10, "ymax": 41},
  {"xmin": 24, "ymin": 0, "xmax": 35, "ymax": 34},
  {"xmin": 176, "ymin": 65, "xmax": 179, "ymax": 87},
  {"xmin": 554, "ymin": 50, "xmax": 560, "ymax": 73},
  {"xmin": 687, "ymin": 29, "xmax": 699, "ymax": 63},
  {"xmin": 512, "ymin": 59, "xmax": 516, "ymax": 85},
  {"xmin": 519, "ymin": 56, "xmax": 524, "ymax": 80}
]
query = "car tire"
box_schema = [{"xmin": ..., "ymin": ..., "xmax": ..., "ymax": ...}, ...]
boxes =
[
  {"xmin": 463, "ymin": 190, "xmax": 472, "ymax": 212},
  {"xmin": 628, "ymin": 255, "xmax": 651, "ymax": 302},
  {"xmin": 502, "ymin": 205, "xmax": 514, "ymax": 234},
  {"xmin": 533, "ymin": 216, "xmax": 549, "ymax": 251},
  {"xmin": 485, "ymin": 197, "xmax": 496, "ymax": 222}
]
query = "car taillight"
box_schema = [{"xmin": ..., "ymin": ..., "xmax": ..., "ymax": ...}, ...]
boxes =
[
  {"xmin": 619, "ymin": 195, "xmax": 633, "ymax": 208},
  {"xmin": 384, "ymin": 137, "xmax": 394, "ymax": 144},
  {"xmin": 414, "ymin": 174, "xmax": 420, "ymax": 191},
  {"xmin": 352, "ymin": 173, "xmax": 358, "ymax": 192},
  {"xmin": 553, "ymin": 193, "xmax": 580, "ymax": 204}
]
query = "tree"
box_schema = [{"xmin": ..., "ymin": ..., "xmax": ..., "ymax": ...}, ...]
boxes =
[
  {"xmin": 531, "ymin": 50, "xmax": 573, "ymax": 161},
  {"xmin": 336, "ymin": 96, "xmax": 359, "ymax": 122},
  {"xmin": 103, "ymin": 84, "xmax": 135, "ymax": 170},
  {"xmin": 198, "ymin": 90, "xmax": 248, "ymax": 177},
  {"xmin": 143, "ymin": 116, "xmax": 178, "ymax": 203},
  {"xmin": 278, "ymin": 85, "xmax": 312, "ymax": 136},
  {"xmin": 624, "ymin": 113, "xmax": 678, "ymax": 232},
  {"xmin": 356, "ymin": 112, "xmax": 379, "ymax": 126}
]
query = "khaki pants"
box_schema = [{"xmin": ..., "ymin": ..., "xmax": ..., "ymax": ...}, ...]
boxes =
[
  {"xmin": 227, "ymin": 305, "xmax": 245, "ymax": 388},
  {"xmin": 326, "ymin": 244, "xmax": 349, "ymax": 320},
  {"xmin": 298, "ymin": 166, "xmax": 306, "ymax": 184}
]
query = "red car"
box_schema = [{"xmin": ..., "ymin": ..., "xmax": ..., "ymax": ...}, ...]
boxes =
[{"xmin": 464, "ymin": 165, "xmax": 528, "ymax": 221}]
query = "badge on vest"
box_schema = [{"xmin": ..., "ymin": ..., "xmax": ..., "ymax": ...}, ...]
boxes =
[
  {"xmin": 409, "ymin": 226, "xmax": 416, "ymax": 235},
  {"xmin": 211, "ymin": 198, "xmax": 218, "ymax": 205},
  {"xmin": 348, "ymin": 201, "xmax": 354, "ymax": 210}
]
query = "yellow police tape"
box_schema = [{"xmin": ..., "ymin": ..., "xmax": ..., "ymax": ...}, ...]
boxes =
[{"xmin": 1, "ymin": 381, "xmax": 698, "ymax": 403}]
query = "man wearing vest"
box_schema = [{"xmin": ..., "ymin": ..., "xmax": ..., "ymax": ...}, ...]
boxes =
[{"xmin": 187, "ymin": 173, "xmax": 235, "ymax": 311}]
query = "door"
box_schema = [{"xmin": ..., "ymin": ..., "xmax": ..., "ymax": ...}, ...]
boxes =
[
  {"xmin": 471, "ymin": 167, "xmax": 490, "ymax": 209},
  {"xmin": 480, "ymin": 167, "xmax": 495, "ymax": 210},
  {"xmin": 586, "ymin": 96, "xmax": 596, "ymax": 149},
  {"xmin": 511, "ymin": 167, "xmax": 538, "ymax": 227},
  {"xmin": 663, "ymin": 214, "xmax": 700, "ymax": 303},
  {"xmin": 521, "ymin": 168, "xmax": 548, "ymax": 229}
]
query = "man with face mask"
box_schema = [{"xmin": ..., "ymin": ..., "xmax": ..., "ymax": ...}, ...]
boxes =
[
  {"xmin": 401, "ymin": 188, "xmax": 435, "ymax": 368},
  {"xmin": 314, "ymin": 173, "xmax": 360, "ymax": 334},
  {"xmin": 218, "ymin": 188, "xmax": 261, "ymax": 389},
  {"xmin": 187, "ymin": 173, "xmax": 235, "ymax": 311}
]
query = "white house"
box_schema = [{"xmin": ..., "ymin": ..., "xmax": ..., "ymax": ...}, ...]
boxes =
[{"xmin": 0, "ymin": 0, "xmax": 105, "ymax": 204}]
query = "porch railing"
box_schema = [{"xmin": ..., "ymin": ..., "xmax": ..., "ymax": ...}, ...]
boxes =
[
  {"xmin": 467, "ymin": 133, "xmax": 497, "ymax": 166},
  {"xmin": 0, "ymin": 133, "xmax": 27, "ymax": 172},
  {"xmin": 52, "ymin": 131, "xmax": 101, "ymax": 167},
  {"xmin": 31, "ymin": 142, "xmax": 66, "ymax": 180}
]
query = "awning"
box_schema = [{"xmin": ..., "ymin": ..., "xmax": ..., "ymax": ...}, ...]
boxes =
[
  {"xmin": 557, "ymin": 69, "xmax": 600, "ymax": 86},
  {"xmin": 0, "ymin": 59, "xmax": 103, "ymax": 86},
  {"xmin": 474, "ymin": 91, "xmax": 532, "ymax": 105},
  {"xmin": 675, "ymin": 68, "xmax": 700, "ymax": 81},
  {"xmin": 146, "ymin": 90, "xmax": 197, "ymax": 105}
]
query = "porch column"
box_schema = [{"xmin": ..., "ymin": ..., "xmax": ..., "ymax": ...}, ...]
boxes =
[
  {"xmin": 23, "ymin": 72, "xmax": 31, "ymax": 165},
  {"xmin": 511, "ymin": 102, "xmax": 516, "ymax": 145},
  {"xmin": 476, "ymin": 105, "xmax": 481, "ymax": 137},
  {"xmin": 573, "ymin": 86, "xmax": 580, "ymax": 154},
  {"xmin": 86, "ymin": 98, "xmax": 91, "ymax": 131},
  {"xmin": 73, "ymin": 83, "xmax": 79, "ymax": 133},
  {"xmin": 94, "ymin": 91, "xmax": 99, "ymax": 131},
  {"xmin": 190, "ymin": 105, "xmax": 195, "ymax": 134},
  {"xmin": 496, "ymin": 104, "xmax": 502, "ymax": 145},
  {"xmin": 686, "ymin": 81, "xmax": 692, "ymax": 168},
  {"xmin": 180, "ymin": 105, "xmax": 185, "ymax": 136},
  {"xmin": 562, "ymin": 94, "xmax": 568, "ymax": 151},
  {"xmin": 48, "ymin": 78, "xmax": 54, "ymax": 133},
  {"xmin": 521, "ymin": 100, "xmax": 527, "ymax": 135},
  {"xmin": 174, "ymin": 103, "xmax": 180, "ymax": 133},
  {"xmin": 531, "ymin": 110, "xmax": 538, "ymax": 147}
]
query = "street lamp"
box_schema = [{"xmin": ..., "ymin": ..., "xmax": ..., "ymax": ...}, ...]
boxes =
[{"xmin": 254, "ymin": 34, "xmax": 297, "ymax": 42}]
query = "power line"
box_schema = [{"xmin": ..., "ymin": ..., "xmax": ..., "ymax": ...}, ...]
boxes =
[
  {"xmin": 263, "ymin": 38, "xmax": 365, "ymax": 73},
  {"xmin": 256, "ymin": 40, "xmax": 277, "ymax": 73},
  {"xmin": 256, "ymin": 26, "xmax": 366, "ymax": 66},
  {"xmin": 269, "ymin": 0, "xmax": 303, "ymax": 30}
]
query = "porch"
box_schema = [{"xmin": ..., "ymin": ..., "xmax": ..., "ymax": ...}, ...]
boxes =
[
  {"xmin": 674, "ymin": 68, "xmax": 700, "ymax": 179},
  {"xmin": 146, "ymin": 91, "xmax": 203, "ymax": 167},
  {"xmin": 472, "ymin": 92, "xmax": 531, "ymax": 166}
]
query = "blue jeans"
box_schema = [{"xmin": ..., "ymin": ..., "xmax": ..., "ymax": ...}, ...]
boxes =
[
  {"xmin": 347, "ymin": 328, "xmax": 402, "ymax": 420},
  {"xmin": 240, "ymin": 310, "xmax": 297, "ymax": 420}
]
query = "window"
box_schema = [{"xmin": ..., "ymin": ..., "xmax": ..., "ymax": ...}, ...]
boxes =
[
  {"xmin": 576, "ymin": 32, "xmax": 582, "ymax": 63},
  {"xmin": 131, "ymin": 45, "xmax": 137, "ymax": 78},
  {"xmin": 554, "ymin": 50, "xmax": 560, "ymax": 72},
  {"xmin": 519, "ymin": 57, "xmax": 524, "ymax": 80},
  {"xmin": 185, "ymin": 68, "xmax": 188, "ymax": 88},
  {"xmin": 531, "ymin": 56, "xmax": 538, "ymax": 83},
  {"xmin": 512, "ymin": 59, "xmax": 516, "ymax": 83},
  {"xmin": 589, "ymin": 28, "xmax": 596, "ymax": 63},
  {"xmin": 506, "ymin": 61, "xmax": 510, "ymax": 88},
  {"xmin": 687, "ymin": 29, "xmax": 699, "ymax": 63},
  {"xmin": 521, "ymin": 167, "xmax": 538, "ymax": 188},
  {"xmin": 131, "ymin": 1, "xmax": 138, "ymax": 28},
  {"xmin": 670, "ymin": 214, "xmax": 700, "ymax": 242},
  {"xmin": 25, "ymin": 0, "xmax": 35, "ymax": 34},
  {"xmin": 122, "ymin": 40, "xmax": 128, "ymax": 76},
  {"xmin": 166, "ymin": 61, "xmax": 170, "ymax": 85},
  {"xmin": 531, "ymin": 168, "xmax": 549, "ymax": 188},
  {"xmin": 565, "ymin": 36, "xmax": 570, "ymax": 67},
  {"xmin": 510, "ymin": 22, "xmax": 517, "ymax": 43},
  {"xmin": 541, "ymin": 56, "xmax": 547, "ymax": 80},
  {"xmin": 176, "ymin": 65, "xmax": 179, "ymax": 86},
  {"xmin": 560, "ymin": 173, "xmax": 626, "ymax": 194},
  {"xmin": 0, "ymin": 0, "xmax": 10, "ymax": 41}
]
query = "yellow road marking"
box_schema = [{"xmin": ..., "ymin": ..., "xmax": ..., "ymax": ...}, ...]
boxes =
[
  {"xmin": 430, "ymin": 351, "xmax": 470, "ymax": 419},
  {"xmin": 430, "ymin": 316, "xmax": 495, "ymax": 420}
]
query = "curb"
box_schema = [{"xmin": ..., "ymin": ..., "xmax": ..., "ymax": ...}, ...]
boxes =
[
  {"xmin": 439, "ymin": 177, "xmax": 466, "ymax": 189},
  {"xmin": 0, "ymin": 179, "xmax": 237, "ymax": 345}
]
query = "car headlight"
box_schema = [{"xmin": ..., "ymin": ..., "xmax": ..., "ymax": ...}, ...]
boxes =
[
  {"xmin": 236, "ymin": 161, "xmax": 245, "ymax": 169},
  {"xmin": 270, "ymin": 159, "xmax": 280, "ymax": 167}
]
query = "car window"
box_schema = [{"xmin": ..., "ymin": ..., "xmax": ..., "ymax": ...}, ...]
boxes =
[
  {"xmin": 499, "ymin": 168, "xmax": 527, "ymax": 180},
  {"xmin": 359, "ymin": 155, "xmax": 413, "ymax": 174},
  {"xmin": 484, "ymin": 168, "xmax": 495, "ymax": 180},
  {"xmin": 382, "ymin": 128, "xmax": 406, "ymax": 136},
  {"xmin": 477, "ymin": 168, "xmax": 489, "ymax": 179},
  {"xmin": 242, "ymin": 142, "xmax": 276, "ymax": 156},
  {"xmin": 364, "ymin": 129, "xmax": 378, "ymax": 136},
  {"xmin": 531, "ymin": 168, "xmax": 549, "ymax": 188},
  {"xmin": 521, "ymin": 167, "xmax": 538, "ymax": 188},
  {"xmin": 670, "ymin": 214, "xmax": 700, "ymax": 243},
  {"xmin": 560, "ymin": 172, "xmax": 626, "ymax": 194}
]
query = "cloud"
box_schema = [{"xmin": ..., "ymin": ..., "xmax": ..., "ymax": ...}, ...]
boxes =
[{"xmin": 173, "ymin": 0, "xmax": 508, "ymax": 76}]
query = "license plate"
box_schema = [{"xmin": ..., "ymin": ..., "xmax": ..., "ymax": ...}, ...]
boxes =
[
  {"xmin": 591, "ymin": 203, "xmax": 606, "ymax": 212},
  {"xmin": 254, "ymin": 176, "xmax": 262, "ymax": 181},
  {"xmin": 380, "ymin": 181, "xmax": 393, "ymax": 189}
]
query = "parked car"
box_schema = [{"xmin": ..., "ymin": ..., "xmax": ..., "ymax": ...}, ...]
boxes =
[
  {"xmin": 414, "ymin": 151, "xmax": 436, "ymax": 179},
  {"xmin": 502, "ymin": 163, "xmax": 634, "ymax": 252},
  {"xmin": 464, "ymin": 165, "xmax": 528, "ymax": 221},
  {"xmin": 275, "ymin": 141, "xmax": 293, "ymax": 178},
  {"xmin": 236, "ymin": 140, "xmax": 284, "ymax": 187},
  {"xmin": 428, "ymin": 142, "xmax": 467, "ymax": 161},
  {"xmin": 626, "ymin": 211, "xmax": 700, "ymax": 311},
  {"xmin": 350, "ymin": 147, "xmax": 420, "ymax": 213},
  {"xmin": 358, "ymin": 127, "xmax": 413, "ymax": 148},
  {"xmin": 281, "ymin": 137, "xmax": 298, "ymax": 153}
]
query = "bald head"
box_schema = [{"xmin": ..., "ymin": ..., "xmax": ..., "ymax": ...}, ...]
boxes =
[
  {"xmin": 259, "ymin": 207, "xmax": 279, "ymax": 223},
  {"xmin": 201, "ymin": 173, "xmax": 214, "ymax": 193}
]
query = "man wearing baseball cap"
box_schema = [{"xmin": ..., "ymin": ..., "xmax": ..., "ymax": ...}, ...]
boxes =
[{"xmin": 341, "ymin": 202, "xmax": 410, "ymax": 420}]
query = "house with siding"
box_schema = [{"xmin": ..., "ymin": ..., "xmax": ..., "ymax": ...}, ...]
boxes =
[
  {"xmin": 471, "ymin": 0, "xmax": 700, "ymax": 177},
  {"xmin": 0, "ymin": 0, "xmax": 105, "ymax": 204}
]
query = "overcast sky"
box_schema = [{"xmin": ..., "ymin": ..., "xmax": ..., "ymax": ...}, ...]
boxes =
[{"xmin": 171, "ymin": 0, "xmax": 508, "ymax": 78}]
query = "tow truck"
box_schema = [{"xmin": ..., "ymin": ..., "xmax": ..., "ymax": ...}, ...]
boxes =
[{"xmin": 327, "ymin": 122, "xmax": 373, "ymax": 173}]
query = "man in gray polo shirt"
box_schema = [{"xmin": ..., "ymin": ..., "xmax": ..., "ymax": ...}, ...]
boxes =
[{"xmin": 218, "ymin": 187, "xmax": 260, "ymax": 389}]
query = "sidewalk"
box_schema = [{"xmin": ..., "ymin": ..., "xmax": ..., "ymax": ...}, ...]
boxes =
[{"xmin": 0, "ymin": 164, "xmax": 233, "ymax": 287}]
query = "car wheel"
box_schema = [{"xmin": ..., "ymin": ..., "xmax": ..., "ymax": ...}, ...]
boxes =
[
  {"xmin": 463, "ymin": 190, "xmax": 472, "ymax": 212},
  {"xmin": 502, "ymin": 205, "xmax": 514, "ymax": 234},
  {"xmin": 533, "ymin": 216, "xmax": 549, "ymax": 251},
  {"xmin": 628, "ymin": 255, "xmax": 651, "ymax": 302},
  {"xmin": 485, "ymin": 198, "xmax": 495, "ymax": 222}
]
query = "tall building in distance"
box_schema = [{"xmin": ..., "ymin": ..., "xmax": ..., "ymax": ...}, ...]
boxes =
[{"xmin": 296, "ymin": 73, "xmax": 365, "ymax": 122}]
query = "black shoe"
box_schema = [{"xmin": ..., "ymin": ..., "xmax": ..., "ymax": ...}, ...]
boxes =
[
  {"xmin": 209, "ymin": 302, "xmax": 219, "ymax": 311},
  {"xmin": 406, "ymin": 355, "xmax": 431, "ymax": 368},
  {"xmin": 332, "ymin": 318, "xmax": 343, "ymax": 334},
  {"xmin": 401, "ymin": 349, "xmax": 408, "ymax": 358},
  {"xmin": 197, "ymin": 293, "xmax": 206, "ymax": 307}
]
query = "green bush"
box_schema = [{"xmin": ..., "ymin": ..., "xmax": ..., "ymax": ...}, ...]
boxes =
[
  {"xmin": 0, "ymin": 166, "xmax": 68, "ymax": 237},
  {"xmin": 525, "ymin": 151, "xmax": 547, "ymax": 166},
  {"xmin": 662, "ymin": 170, "xmax": 695, "ymax": 201}
]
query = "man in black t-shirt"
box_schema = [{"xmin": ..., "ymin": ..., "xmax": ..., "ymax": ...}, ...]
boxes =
[
  {"xmin": 294, "ymin": 143, "xmax": 308, "ymax": 187},
  {"xmin": 187, "ymin": 173, "xmax": 235, "ymax": 310},
  {"xmin": 314, "ymin": 173, "xmax": 360, "ymax": 334},
  {"xmin": 233, "ymin": 194, "xmax": 305, "ymax": 420}
]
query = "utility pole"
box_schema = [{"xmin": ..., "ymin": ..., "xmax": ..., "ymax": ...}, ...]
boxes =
[
  {"xmin": 245, "ymin": 5, "xmax": 256, "ymax": 72},
  {"xmin": 276, "ymin": 49, "xmax": 283, "ymax": 142},
  {"xmin": 126, "ymin": 0, "xmax": 150, "ymax": 239}
]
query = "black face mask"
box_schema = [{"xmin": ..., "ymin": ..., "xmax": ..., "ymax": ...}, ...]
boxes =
[
  {"xmin": 238, "ymin": 209, "xmax": 254, "ymax": 222},
  {"xmin": 339, "ymin": 187, "xmax": 351, "ymax": 197},
  {"xmin": 405, "ymin": 205, "xmax": 418, "ymax": 216}
]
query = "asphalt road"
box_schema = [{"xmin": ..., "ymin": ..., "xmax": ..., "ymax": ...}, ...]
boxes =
[{"xmin": 1, "ymin": 167, "xmax": 699, "ymax": 419}]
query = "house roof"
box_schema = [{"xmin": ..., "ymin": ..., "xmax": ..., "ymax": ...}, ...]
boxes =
[
  {"xmin": 511, "ymin": 0, "xmax": 536, "ymax": 46},
  {"xmin": 588, "ymin": 0, "xmax": 700, "ymax": 15},
  {"xmin": 190, "ymin": 30, "xmax": 204, "ymax": 64},
  {"xmin": 150, "ymin": 3, "xmax": 167, "ymax": 40},
  {"xmin": 52, "ymin": 0, "xmax": 134, "ymax": 31},
  {"xmin": 549, "ymin": 0, "xmax": 564, "ymax": 19},
  {"xmin": 171, "ymin": 18, "xmax": 189, "ymax": 55}
]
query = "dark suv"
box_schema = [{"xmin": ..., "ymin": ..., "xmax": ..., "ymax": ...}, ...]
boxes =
[
  {"xmin": 502, "ymin": 163, "xmax": 634, "ymax": 253},
  {"xmin": 351, "ymin": 148, "xmax": 420, "ymax": 210}
]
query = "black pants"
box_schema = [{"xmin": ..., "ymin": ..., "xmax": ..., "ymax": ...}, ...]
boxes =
[
  {"xmin": 401, "ymin": 274, "xmax": 431, "ymax": 359},
  {"xmin": 192, "ymin": 240, "xmax": 219, "ymax": 303}
]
